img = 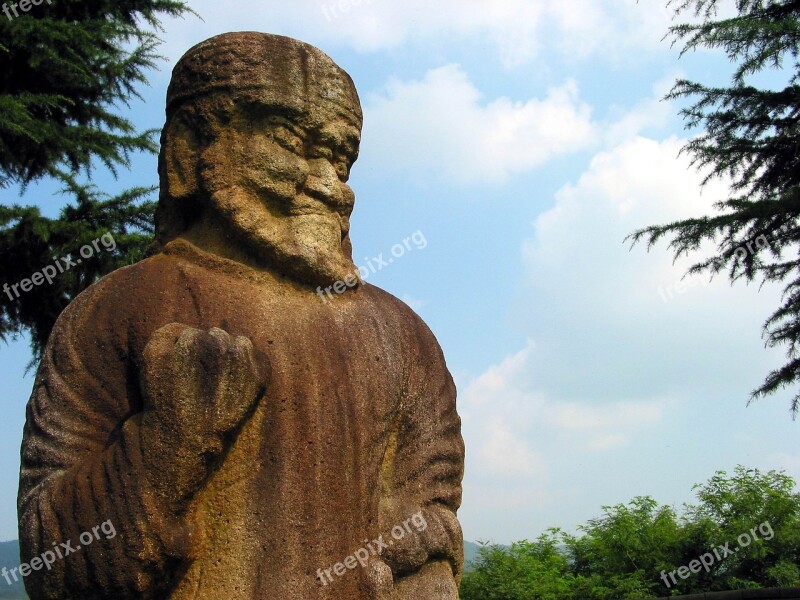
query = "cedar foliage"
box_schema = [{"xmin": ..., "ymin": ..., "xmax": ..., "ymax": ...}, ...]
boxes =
[
  {"xmin": 0, "ymin": 0, "xmax": 194, "ymax": 361},
  {"xmin": 628, "ymin": 0, "xmax": 800, "ymax": 415}
]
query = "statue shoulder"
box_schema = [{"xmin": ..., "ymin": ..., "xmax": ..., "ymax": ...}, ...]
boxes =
[
  {"xmin": 361, "ymin": 283, "xmax": 444, "ymax": 351},
  {"xmin": 361, "ymin": 283, "xmax": 425, "ymax": 320},
  {"xmin": 49, "ymin": 252, "xmax": 186, "ymax": 342}
]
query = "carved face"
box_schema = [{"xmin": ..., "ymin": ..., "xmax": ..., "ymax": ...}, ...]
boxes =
[{"xmin": 198, "ymin": 101, "xmax": 362, "ymax": 287}]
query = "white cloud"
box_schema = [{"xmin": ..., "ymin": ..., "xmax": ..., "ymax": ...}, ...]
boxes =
[
  {"xmin": 460, "ymin": 348, "xmax": 666, "ymax": 459},
  {"xmin": 156, "ymin": 0, "xmax": 674, "ymax": 69},
  {"xmin": 547, "ymin": 401, "xmax": 663, "ymax": 432},
  {"xmin": 545, "ymin": 1, "xmax": 672, "ymax": 61},
  {"xmin": 456, "ymin": 130, "xmax": 796, "ymax": 543},
  {"xmin": 149, "ymin": 2, "xmax": 678, "ymax": 187},
  {"xmin": 544, "ymin": 401, "xmax": 665, "ymax": 450},
  {"xmin": 460, "ymin": 343, "xmax": 544, "ymax": 484},
  {"xmin": 458, "ymin": 340, "xmax": 669, "ymax": 539},
  {"xmin": 517, "ymin": 134, "xmax": 789, "ymax": 404},
  {"xmin": 479, "ymin": 421, "xmax": 546, "ymax": 477},
  {"xmin": 602, "ymin": 73, "xmax": 678, "ymax": 145},
  {"xmin": 586, "ymin": 433, "xmax": 628, "ymax": 451},
  {"xmin": 361, "ymin": 66, "xmax": 597, "ymax": 184},
  {"xmin": 398, "ymin": 124, "xmax": 794, "ymax": 543},
  {"xmin": 462, "ymin": 344, "xmax": 662, "ymax": 463},
  {"xmin": 459, "ymin": 130, "xmax": 798, "ymax": 543}
]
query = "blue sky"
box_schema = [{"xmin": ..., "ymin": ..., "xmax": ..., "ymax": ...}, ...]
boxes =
[{"xmin": 1, "ymin": 0, "xmax": 798, "ymax": 544}]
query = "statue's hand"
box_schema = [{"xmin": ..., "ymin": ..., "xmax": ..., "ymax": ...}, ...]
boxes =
[
  {"xmin": 138, "ymin": 323, "xmax": 268, "ymax": 505},
  {"xmin": 365, "ymin": 559, "xmax": 394, "ymax": 600}
]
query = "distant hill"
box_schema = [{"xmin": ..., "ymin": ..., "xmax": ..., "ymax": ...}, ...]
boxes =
[
  {"xmin": 463, "ymin": 540, "xmax": 512, "ymax": 571},
  {"xmin": 464, "ymin": 540, "xmax": 482, "ymax": 570},
  {"xmin": 0, "ymin": 540, "xmax": 27, "ymax": 599}
]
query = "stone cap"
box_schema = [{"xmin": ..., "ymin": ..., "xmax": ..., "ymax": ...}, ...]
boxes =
[{"xmin": 166, "ymin": 32, "xmax": 363, "ymax": 128}]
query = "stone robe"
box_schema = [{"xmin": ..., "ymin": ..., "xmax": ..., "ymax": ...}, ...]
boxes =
[{"xmin": 18, "ymin": 239, "xmax": 464, "ymax": 599}]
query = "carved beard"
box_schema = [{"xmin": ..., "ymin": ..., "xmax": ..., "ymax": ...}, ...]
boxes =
[{"xmin": 208, "ymin": 185, "xmax": 361, "ymax": 289}]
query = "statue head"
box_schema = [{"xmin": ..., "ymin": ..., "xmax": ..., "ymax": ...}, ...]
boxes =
[{"xmin": 156, "ymin": 32, "xmax": 363, "ymax": 287}]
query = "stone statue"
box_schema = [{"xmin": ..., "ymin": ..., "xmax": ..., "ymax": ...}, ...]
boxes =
[{"xmin": 17, "ymin": 32, "xmax": 464, "ymax": 599}]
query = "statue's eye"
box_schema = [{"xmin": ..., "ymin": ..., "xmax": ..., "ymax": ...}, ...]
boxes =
[
  {"xmin": 308, "ymin": 145, "xmax": 334, "ymax": 161},
  {"xmin": 270, "ymin": 125, "xmax": 305, "ymax": 155},
  {"xmin": 308, "ymin": 143, "xmax": 352, "ymax": 181}
]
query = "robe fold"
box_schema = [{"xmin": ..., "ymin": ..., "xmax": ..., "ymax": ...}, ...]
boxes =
[{"xmin": 18, "ymin": 239, "xmax": 464, "ymax": 599}]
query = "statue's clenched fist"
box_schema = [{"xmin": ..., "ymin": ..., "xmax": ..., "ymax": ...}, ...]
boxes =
[{"xmin": 138, "ymin": 323, "xmax": 269, "ymax": 507}]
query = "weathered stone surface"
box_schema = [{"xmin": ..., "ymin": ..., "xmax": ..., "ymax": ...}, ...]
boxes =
[{"xmin": 18, "ymin": 32, "xmax": 464, "ymax": 599}]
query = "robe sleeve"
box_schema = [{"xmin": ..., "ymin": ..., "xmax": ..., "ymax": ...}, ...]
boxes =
[
  {"xmin": 17, "ymin": 289, "xmax": 194, "ymax": 599},
  {"xmin": 378, "ymin": 315, "xmax": 465, "ymax": 585}
]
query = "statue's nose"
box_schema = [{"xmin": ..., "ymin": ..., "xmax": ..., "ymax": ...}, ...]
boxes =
[{"xmin": 304, "ymin": 158, "xmax": 350, "ymax": 208}]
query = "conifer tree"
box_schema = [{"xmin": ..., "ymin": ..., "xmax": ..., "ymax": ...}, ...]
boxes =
[
  {"xmin": 0, "ymin": 0, "xmax": 193, "ymax": 362},
  {"xmin": 629, "ymin": 0, "xmax": 800, "ymax": 414}
]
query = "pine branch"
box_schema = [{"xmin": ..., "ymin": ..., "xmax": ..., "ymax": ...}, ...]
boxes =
[{"xmin": 631, "ymin": 0, "xmax": 800, "ymax": 414}]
